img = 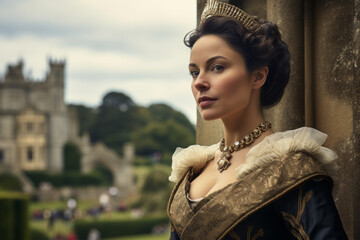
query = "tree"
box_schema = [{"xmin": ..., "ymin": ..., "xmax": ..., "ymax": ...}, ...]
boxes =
[
  {"xmin": 131, "ymin": 164, "xmax": 174, "ymax": 214},
  {"xmin": 68, "ymin": 104, "xmax": 96, "ymax": 136},
  {"xmin": 101, "ymin": 91, "xmax": 134, "ymax": 109},
  {"xmin": 132, "ymin": 119, "xmax": 195, "ymax": 165},
  {"xmin": 68, "ymin": 91, "xmax": 195, "ymax": 160},
  {"xmin": 63, "ymin": 142, "xmax": 82, "ymax": 172},
  {"xmin": 90, "ymin": 92, "xmax": 150, "ymax": 154},
  {"xmin": 148, "ymin": 103, "xmax": 195, "ymax": 135},
  {"xmin": 91, "ymin": 164, "xmax": 113, "ymax": 186}
]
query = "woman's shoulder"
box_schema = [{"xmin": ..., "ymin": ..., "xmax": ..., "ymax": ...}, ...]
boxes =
[
  {"xmin": 168, "ymin": 142, "xmax": 219, "ymax": 183},
  {"xmin": 168, "ymin": 127, "xmax": 339, "ymax": 183},
  {"xmin": 247, "ymin": 126, "xmax": 336, "ymax": 159},
  {"xmin": 236, "ymin": 127, "xmax": 339, "ymax": 182}
]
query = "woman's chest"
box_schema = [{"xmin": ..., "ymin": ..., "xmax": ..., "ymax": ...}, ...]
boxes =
[{"xmin": 188, "ymin": 157, "xmax": 241, "ymax": 199}]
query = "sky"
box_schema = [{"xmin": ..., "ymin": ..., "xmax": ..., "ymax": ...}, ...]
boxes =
[{"xmin": 0, "ymin": 0, "xmax": 198, "ymax": 123}]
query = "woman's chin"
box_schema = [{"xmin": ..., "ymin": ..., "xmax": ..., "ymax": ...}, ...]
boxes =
[{"xmin": 199, "ymin": 112, "xmax": 221, "ymax": 121}]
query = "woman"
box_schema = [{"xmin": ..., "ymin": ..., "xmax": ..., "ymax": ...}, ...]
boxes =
[{"xmin": 167, "ymin": 0, "xmax": 348, "ymax": 239}]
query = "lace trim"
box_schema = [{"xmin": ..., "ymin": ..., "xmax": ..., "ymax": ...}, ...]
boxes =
[
  {"xmin": 169, "ymin": 127, "xmax": 339, "ymax": 185},
  {"xmin": 186, "ymin": 192, "xmax": 203, "ymax": 202}
]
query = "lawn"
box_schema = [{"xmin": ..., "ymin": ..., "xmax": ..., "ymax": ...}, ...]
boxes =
[
  {"xmin": 31, "ymin": 220, "xmax": 73, "ymax": 237},
  {"xmin": 29, "ymin": 199, "xmax": 98, "ymax": 213},
  {"xmin": 30, "ymin": 199, "xmax": 132, "ymax": 237},
  {"xmin": 30, "ymin": 211, "xmax": 170, "ymax": 239},
  {"xmin": 30, "ymin": 199, "xmax": 169, "ymax": 239},
  {"xmin": 30, "ymin": 200, "xmax": 96, "ymax": 237},
  {"xmin": 28, "ymin": 165, "xmax": 171, "ymax": 239},
  {"xmin": 105, "ymin": 232, "xmax": 170, "ymax": 240}
]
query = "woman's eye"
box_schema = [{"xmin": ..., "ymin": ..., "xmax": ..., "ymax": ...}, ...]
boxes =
[
  {"xmin": 190, "ymin": 71, "xmax": 199, "ymax": 78},
  {"xmin": 212, "ymin": 65, "xmax": 224, "ymax": 72}
]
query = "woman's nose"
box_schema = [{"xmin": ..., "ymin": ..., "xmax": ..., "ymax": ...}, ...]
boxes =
[{"xmin": 193, "ymin": 75, "xmax": 210, "ymax": 92}]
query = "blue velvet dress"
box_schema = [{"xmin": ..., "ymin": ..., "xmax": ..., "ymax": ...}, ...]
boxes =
[{"xmin": 169, "ymin": 177, "xmax": 347, "ymax": 239}]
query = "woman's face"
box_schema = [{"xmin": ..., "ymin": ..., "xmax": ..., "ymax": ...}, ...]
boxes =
[{"xmin": 189, "ymin": 34, "xmax": 255, "ymax": 121}]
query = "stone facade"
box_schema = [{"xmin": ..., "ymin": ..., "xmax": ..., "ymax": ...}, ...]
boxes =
[
  {"xmin": 195, "ymin": 0, "xmax": 359, "ymax": 239},
  {"xmin": 0, "ymin": 60, "xmax": 135, "ymax": 197},
  {"xmin": 0, "ymin": 59, "xmax": 67, "ymax": 172},
  {"xmin": 77, "ymin": 134, "xmax": 136, "ymax": 197}
]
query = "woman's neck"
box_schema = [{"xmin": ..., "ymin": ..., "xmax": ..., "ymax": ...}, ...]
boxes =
[{"xmin": 221, "ymin": 107, "xmax": 273, "ymax": 147}]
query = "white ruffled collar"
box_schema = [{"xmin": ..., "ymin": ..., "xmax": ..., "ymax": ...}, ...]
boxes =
[{"xmin": 168, "ymin": 127, "xmax": 338, "ymax": 183}]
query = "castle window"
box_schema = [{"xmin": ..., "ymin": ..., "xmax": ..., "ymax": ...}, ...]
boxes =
[
  {"xmin": 40, "ymin": 122, "xmax": 45, "ymax": 134},
  {"xmin": 27, "ymin": 147, "xmax": 33, "ymax": 161},
  {"xmin": 27, "ymin": 122, "xmax": 33, "ymax": 134},
  {"xmin": 0, "ymin": 150, "xmax": 4, "ymax": 163}
]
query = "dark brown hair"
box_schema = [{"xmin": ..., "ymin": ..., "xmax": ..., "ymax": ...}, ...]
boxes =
[{"xmin": 184, "ymin": 16, "xmax": 290, "ymax": 108}]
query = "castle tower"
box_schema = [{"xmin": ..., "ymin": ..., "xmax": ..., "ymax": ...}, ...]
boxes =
[
  {"xmin": 46, "ymin": 59, "xmax": 67, "ymax": 172},
  {"xmin": 0, "ymin": 59, "xmax": 68, "ymax": 173}
]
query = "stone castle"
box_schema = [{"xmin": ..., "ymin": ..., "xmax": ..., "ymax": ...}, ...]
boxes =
[
  {"xmin": 0, "ymin": 59, "xmax": 67, "ymax": 172},
  {"xmin": 0, "ymin": 59, "xmax": 135, "ymax": 196}
]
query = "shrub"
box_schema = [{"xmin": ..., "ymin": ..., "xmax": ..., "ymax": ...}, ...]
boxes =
[
  {"xmin": 0, "ymin": 174, "xmax": 23, "ymax": 191},
  {"xmin": 63, "ymin": 142, "xmax": 82, "ymax": 172},
  {"xmin": 130, "ymin": 165, "xmax": 174, "ymax": 213},
  {"xmin": 0, "ymin": 191, "xmax": 29, "ymax": 240},
  {"xmin": 24, "ymin": 171, "xmax": 104, "ymax": 187},
  {"xmin": 91, "ymin": 164, "xmax": 113, "ymax": 186},
  {"xmin": 74, "ymin": 215, "xmax": 169, "ymax": 239},
  {"xmin": 30, "ymin": 228, "xmax": 49, "ymax": 240}
]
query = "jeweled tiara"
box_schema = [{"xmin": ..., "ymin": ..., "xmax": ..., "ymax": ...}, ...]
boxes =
[{"xmin": 200, "ymin": 0, "xmax": 261, "ymax": 32}]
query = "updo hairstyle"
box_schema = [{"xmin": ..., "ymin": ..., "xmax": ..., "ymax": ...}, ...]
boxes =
[{"xmin": 184, "ymin": 16, "xmax": 291, "ymax": 108}]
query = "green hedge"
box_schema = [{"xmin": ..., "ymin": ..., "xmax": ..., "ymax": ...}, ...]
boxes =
[
  {"xmin": 24, "ymin": 171, "xmax": 104, "ymax": 187},
  {"xmin": 74, "ymin": 215, "xmax": 169, "ymax": 239},
  {"xmin": 0, "ymin": 174, "xmax": 23, "ymax": 191},
  {"xmin": 0, "ymin": 191, "xmax": 30, "ymax": 240},
  {"xmin": 63, "ymin": 141, "xmax": 82, "ymax": 172},
  {"xmin": 30, "ymin": 228, "xmax": 50, "ymax": 240}
]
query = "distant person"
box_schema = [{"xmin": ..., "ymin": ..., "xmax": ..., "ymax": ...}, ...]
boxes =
[
  {"xmin": 87, "ymin": 228, "xmax": 101, "ymax": 240},
  {"xmin": 167, "ymin": 0, "xmax": 348, "ymax": 239},
  {"xmin": 66, "ymin": 232, "xmax": 78, "ymax": 240},
  {"xmin": 53, "ymin": 233, "xmax": 66, "ymax": 240},
  {"xmin": 48, "ymin": 211, "xmax": 56, "ymax": 230}
]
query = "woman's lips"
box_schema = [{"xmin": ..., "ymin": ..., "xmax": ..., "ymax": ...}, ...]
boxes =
[
  {"xmin": 199, "ymin": 100, "xmax": 216, "ymax": 107},
  {"xmin": 198, "ymin": 97, "xmax": 217, "ymax": 107}
]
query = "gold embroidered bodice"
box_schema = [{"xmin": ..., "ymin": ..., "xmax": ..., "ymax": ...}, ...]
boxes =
[{"xmin": 167, "ymin": 151, "xmax": 331, "ymax": 239}]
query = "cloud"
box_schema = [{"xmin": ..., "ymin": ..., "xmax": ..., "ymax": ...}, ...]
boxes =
[
  {"xmin": 0, "ymin": 34, "xmax": 191, "ymax": 80},
  {"xmin": 0, "ymin": 0, "xmax": 197, "ymax": 123}
]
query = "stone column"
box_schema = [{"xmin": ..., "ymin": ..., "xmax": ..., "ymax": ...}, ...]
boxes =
[
  {"xmin": 231, "ymin": 0, "xmax": 267, "ymax": 19},
  {"xmin": 353, "ymin": 1, "xmax": 360, "ymax": 238},
  {"xmin": 312, "ymin": 1, "xmax": 359, "ymax": 238},
  {"xmin": 304, "ymin": 0, "xmax": 315, "ymax": 127},
  {"xmin": 313, "ymin": 0, "xmax": 360, "ymax": 239},
  {"xmin": 264, "ymin": 0, "xmax": 305, "ymax": 132}
]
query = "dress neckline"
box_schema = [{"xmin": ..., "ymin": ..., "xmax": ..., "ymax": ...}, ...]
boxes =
[
  {"xmin": 184, "ymin": 167, "xmax": 240, "ymax": 211},
  {"xmin": 186, "ymin": 192, "xmax": 203, "ymax": 202}
]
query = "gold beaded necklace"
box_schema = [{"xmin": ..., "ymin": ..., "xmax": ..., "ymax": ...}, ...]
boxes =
[{"xmin": 217, "ymin": 121, "xmax": 272, "ymax": 173}]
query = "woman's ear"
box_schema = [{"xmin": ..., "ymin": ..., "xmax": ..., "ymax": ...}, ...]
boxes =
[{"xmin": 252, "ymin": 66, "xmax": 269, "ymax": 90}]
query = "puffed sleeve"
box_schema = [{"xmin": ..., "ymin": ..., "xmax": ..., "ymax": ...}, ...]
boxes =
[{"xmin": 274, "ymin": 178, "xmax": 348, "ymax": 240}]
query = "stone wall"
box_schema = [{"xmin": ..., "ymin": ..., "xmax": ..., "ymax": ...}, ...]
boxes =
[
  {"xmin": 0, "ymin": 59, "xmax": 68, "ymax": 172},
  {"xmin": 195, "ymin": 0, "xmax": 359, "ymax": 238}
]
